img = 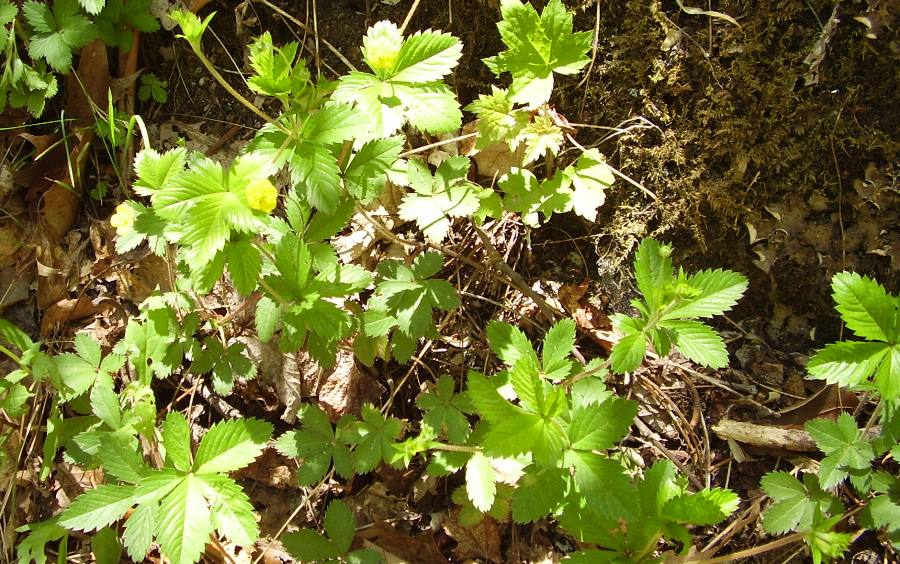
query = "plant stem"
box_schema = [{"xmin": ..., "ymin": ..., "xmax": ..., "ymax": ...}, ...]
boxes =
[
  {"xmin": 186, "ymin": 43, "xmax": 286, "ymax": 132},
  {"xmin": 687, "ymin": 531, "xmax": 805, "ymax": 563},
  {"xmin": 0, "ymin": 344, "xmax": 21, "ymax": 365},
  {"xmin": 428, "ymin": 441, "xmax": 481, "ymax": 454}
]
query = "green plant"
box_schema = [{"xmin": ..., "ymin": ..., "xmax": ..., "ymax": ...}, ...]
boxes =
[
  {"xmin": 759, "ymin": 272, "xmax": 900, "ymax": 561},
  {"xmin": 138, "ymin": 72, "xmax": 167, "ymax": 104},
  {"xmin": 0, "ymin": 0, "xmax": 160, "ymax": 115},
  {"xmin": 806, "ymin": 272, "xmax": 899, "ymax": 403},
  {"xmin": 51, "ymin": 413, "xmax": 272, "ymax": 564},
  {"xmin": 10, "ymin": 1, "xmax": 759, "ymax": 561},
  {"xmin": 609, "ymin": 238, "xmax": 748, "ymax": 374},
  {"xmin": 281, "ymin": 500, "xmax": 381, "ymax": 563}
]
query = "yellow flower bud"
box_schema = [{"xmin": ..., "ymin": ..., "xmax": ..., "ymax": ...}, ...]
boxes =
[
  {"xmin": 110, "ymin": 203, "xmax": 136, "ymax": 231},
  {"xmin": 246, "ymin": 178, "xmax": 278, "ymax": 213}
]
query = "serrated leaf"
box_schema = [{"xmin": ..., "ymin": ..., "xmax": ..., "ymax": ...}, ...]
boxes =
[
  {"xmin": 806, "ymin": 340, "xmax": 889, "ymax": 389},
  {"xmin": 255, "ymin": 296, "xmax": 281, "ymax": 343},
  {"xmin": 343, "ymin": 137, "xmax": 403, "ymax": 203},
  {"xmin": 486, "ymin": 320, "xmax": 537, "ymax": 367},
  {"xmin": 511, "ymin": 466, "xmax": 567, "ymax": 523},
  {"xmin": 89, "ymin": 385, "xmax": 121, "ymax": 429},
  {"xmin": 324, "ymin": 500, "xmax": 356, "ymax": 553},
  {"xmin": 391, "ymin": 28, "xmax": 462, "ymax": 82},
  {"xmin": 162, "ymin": 411, "xmax": 192, "ymax": 472},
  {"xmin": 225, "ymin": 240, "xmax": 261, "ymax": 296},
  {"xmin": 542, "ymin": 318, "xmax": 576, "ymax": 374},
  {"xmin": 831, "ymin": 271, "xmax": 897, "ymax": 342},
  {"xmin": 761, "ymin": 472, "xmax": 842, "ymax": 534},
  {"xmin": 282, "ymin": 530, "xmax": 341, "ymax": 561},
  {"xmin": 156, "ymin": 476, "xmax": 211, "ymax": 564},
  {"xmin": 198, "ymin": 474, "xmax": 259, "ymax": 547},
  {"xmin": 465, "ymin": 452, "xmax": 496, "ymax": 512},
  {"xmin": 483, "ymin": 0, "xmax": 591, "ymax": 106},
  {"xmin": 662, "ymin": 488, "xmax": 739, "ymax": 526},
  {"xmin": 98, "ymin": 433, "xmax": 149, "ymax": 483},
  {"xmin": 133, "ymin": 147, "xmax": 187, "ymax": 195},
  {"xmin": 122, "ymin": 502, "xmax": 156, "ymax": 561},
  {"xmin": 633, "ymin": 238, "xmax": 673, "ymax": 310},
  {"xmin": 521, "ymin": 114, "xmax": 563, "ymax": 164},
  {"xmin": 665, "ymin": 269, "xmax": 749, "ymax": 320},
  {"xmin": 609, "ymin": 327, "xmax": 647, "ymax": 374},
  {"xmin": 193, "ymin": 418, "xmax": 273, "ymax": 474},
  {"xmin": 567, "ymin": 397, "xmax": 637, "ymax": 451},
  {"xmin": 661, "ymin": 319, "xmax": 729, "ymax": 368},
  {"xmin": 570, "ymin": 451, "xmax": 634, "ymax": 521},
  {"xmin": 58, "ymin": 484, "xmax": 136, "ymax": 531}
]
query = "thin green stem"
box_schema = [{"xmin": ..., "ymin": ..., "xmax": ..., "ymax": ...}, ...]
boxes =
[
  {"xmin": 0, "ymin": 344, "xmax": 21, "ymax": 365},
  {"xmin": 185, "ymin": 42, "xmax": 286, "ymax": 132},
  {"xmin": 428, "ymin": 441, "xmax": 481, "ymax": 454}
]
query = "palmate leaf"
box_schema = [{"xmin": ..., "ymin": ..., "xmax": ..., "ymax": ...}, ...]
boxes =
[
  {"xmin": 464, "ymin": 87, "xmax": 530, "ymax": 149},
  {"xmin": 193, "ymin": 417, "xmax": 273, "ymax": 474},
  {"xmin": 761, "ymin": 472, "xmax": 843, "ymax": 534},
  {"xmin": 247, "ymin": 32, "xmax": 309, "ymax": 101},
  {"xmin": 417, "ymin": 375, "xmax": 472, "ymax": 443},
  {"xmin": 565, "ymin": 149, "xmax": 615, "ymax": 222},
  {"xmin": 521, "ymin": 114, "xmax": 563, "ymax": 164},
  {"xmin": 498, "ymin": 168, "xmax": 570, "ymax": 227},
  {"xmin": 399, "ymin": 157, "xmax": 482, "ymax": 242},
  {"xmin": 152, "ymin": 153, "xmax": 274, "ymax": 264},
  {"xmin": 335, "ymin": 21, "xmax": 462, "ymax": 140},
  {"xmin": 275, "ymin": 405, "xmax": 354, "ymax": 484},
  {"xmin": 483, "ymin": 0, "xmax": 591, "ymax": 106},
  {"xmin": 52, "ymin": 333, "xmax": 125, "ymax": 400},
  {"xmin": 349, "ymin": 404, "xmax": 404, "ymax": 473},
  {"xmin": 806, "ymin": 414, "xmax": 876, "ymax": 488},
  {"xmin": 23, "ymin": 0, "xmax": 96, "ymax": 71}
]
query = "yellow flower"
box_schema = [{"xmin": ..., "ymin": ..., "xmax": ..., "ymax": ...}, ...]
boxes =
[
  {"xmin": 246, "ymin": 178, "xmax": 278, "ymax": 213},
  {"xmin": 110, "ymin": 203, "xmax": 136, "ymax": 231}
]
